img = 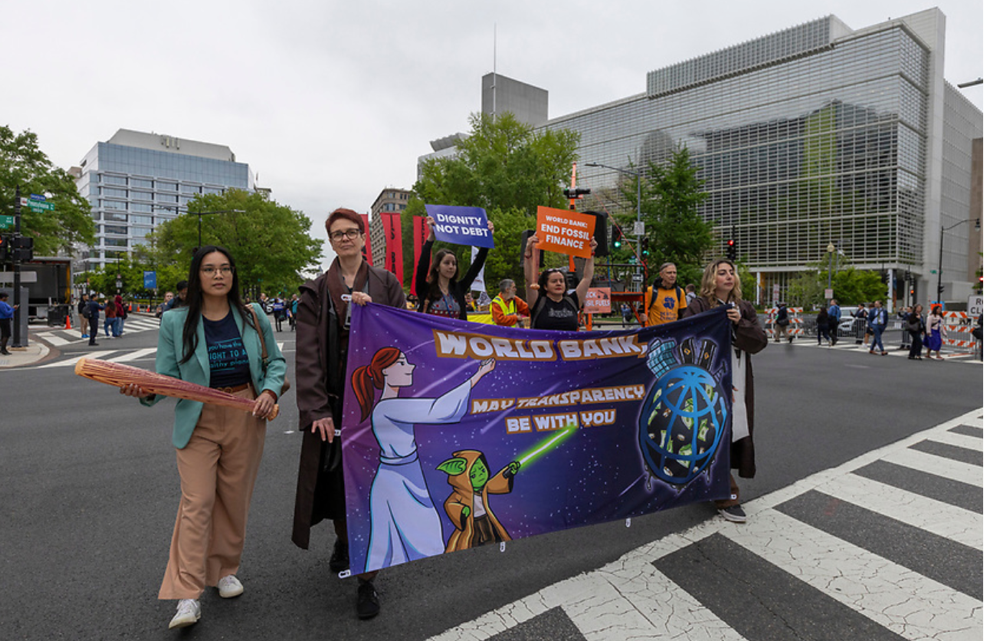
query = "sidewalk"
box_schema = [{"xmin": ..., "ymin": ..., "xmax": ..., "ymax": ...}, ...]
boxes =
[{"xmin": 0, "ymin": 341, "xmax": 50, "ymax": 369}]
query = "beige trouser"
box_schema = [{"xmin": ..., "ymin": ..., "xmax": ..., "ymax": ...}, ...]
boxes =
[{"xmin": 159, "ymin": 387, "xmax": 266, "ymax": 600}]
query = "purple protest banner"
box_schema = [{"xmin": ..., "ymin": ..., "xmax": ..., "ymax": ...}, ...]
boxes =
[
  {"xmin": 424, "ymin": 204, "xmax": 495, "ymax": 248},
  {"xmin": 342, "ymin": 304, "xmax": 733, "ymax": 573}
]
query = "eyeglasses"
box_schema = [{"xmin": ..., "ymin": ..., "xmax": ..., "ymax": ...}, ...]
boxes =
[
  {"xmin": 329, "ymin": 229, "xmax": 362, "ymax": 241},
  {"xmin": 201, "ymin": 266, "xmax": 234, "ymax": 276}
]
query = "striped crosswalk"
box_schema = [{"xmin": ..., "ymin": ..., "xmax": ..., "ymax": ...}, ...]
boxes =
[
  {"xmin": 787, "ymin": 336, "xmax": 982, "ymax": 363},
  {"xmin": 429, "ymin": 409, "xmax": 983, "ymax": 641},
  {"xmin": 36, "ymin": 342, "xmax": 290, "ymax": 368},
  {"xmin": 35, "ymin": 316, "xmax": 163, "ymax": 346}
]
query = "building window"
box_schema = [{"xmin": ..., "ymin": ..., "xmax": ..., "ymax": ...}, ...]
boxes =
[{"xmin": 157, "ymin": 181, "xmax": 177, "ymax": 192}]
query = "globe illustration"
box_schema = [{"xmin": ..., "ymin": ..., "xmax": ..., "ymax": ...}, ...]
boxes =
[{"xmin": 639, "ymin": 364, "xmax": 728, "ymax": 485}]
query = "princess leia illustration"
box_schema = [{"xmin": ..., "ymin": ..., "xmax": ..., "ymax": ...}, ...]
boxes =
[{"xmin": 351, "ymin": 347, "xmax": 496, "ymax": 571}]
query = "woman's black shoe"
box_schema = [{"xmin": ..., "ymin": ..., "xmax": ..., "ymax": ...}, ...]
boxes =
[
  {"xmin": 329, "ymin": 540, "xmax": 349, "ymax": 573},
  {"xmin": 357, "ymin": 580, "xmax": 380, "ymax": 619}
]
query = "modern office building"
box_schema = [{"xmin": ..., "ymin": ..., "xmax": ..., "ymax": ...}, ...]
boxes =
[
  {"xmin": 422, "ymin": 8, "xmax": 982, "ymax": 305},
  {"xmin": 546, "ymin": 8, "xmax": 982, "ymax": 304},
  {"xmin": 73, "ymin": 129, "xmax": 256, "ymax": 270}
]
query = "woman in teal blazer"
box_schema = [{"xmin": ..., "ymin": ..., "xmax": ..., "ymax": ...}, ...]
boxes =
[{"xmin": 122, "ymin": 246, "xmax": 285, "ymax": 630}]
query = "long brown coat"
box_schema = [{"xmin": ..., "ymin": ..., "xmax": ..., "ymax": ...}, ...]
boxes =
[
  {"xmin": 681, "ymin": 297, "xmax": 767, "ymax": 478},
  {"xmin": 291, "ymin": 260, "xmax": 406, "ymax": 549},
  {"xmin": 442, "ymin": 450, "xmax": 514, "ymax": 552}
]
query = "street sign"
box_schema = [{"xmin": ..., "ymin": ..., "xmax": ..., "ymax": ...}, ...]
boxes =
[
  {"xmin": 144, "ymin": 270, "xmax": 157, "ymax": 290},
  {"xmin": 20, "ymin": 198, "xmax": 54, "ymax": 212},
  {"xmin": 0, "ymin": 215, "xmax": 13, "ymax": 229},
  {"xmin": 824, "ymin": 288, "xmax": 833, "ymax": 299},
  {"xmin": 633, "ymin": 221, "xmax": 645, "ymax": 236},
  {"xmin": 631, "ymin": 274, "xmax": 644, "ymax": 282},
  {"xmin": 969, "ymin": 295, "xmax": 983, "ymax": 317},
  {"xmin": 29, "ymin": 194, "xmax": 46, "ymax": 202}
]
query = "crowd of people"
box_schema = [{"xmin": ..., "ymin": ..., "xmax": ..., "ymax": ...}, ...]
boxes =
[{"xmin": 143, "ymin": 207, "xmax": 984, "ymax": 629}]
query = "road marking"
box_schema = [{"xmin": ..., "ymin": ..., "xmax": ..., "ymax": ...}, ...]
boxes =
[
  {"xmin": 428, "ymin": 408, "xmax": 983, "ymax": 641},
  {"xmin": 109, "ymin": 348, "xmax": 157, "ymax": 363},
  {"xmin": 819, "ymin": 473, "xmax": 982, "ymax": 550},
  {"xmin": 39, "ymin": 351, "xmax": 119, "ymax": 368}
]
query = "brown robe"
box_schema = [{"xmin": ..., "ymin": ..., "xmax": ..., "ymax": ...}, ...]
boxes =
[
  {"xmin": 442, "ymin": 450, "xmax": 514, "ymax": 553},
  {"xmin": 291, "ymin": 259, "xmax": 406, "ymax": 549},
  {"xmin": 681, "ymin": 297, "xmax": 767, "ymax": 479}
]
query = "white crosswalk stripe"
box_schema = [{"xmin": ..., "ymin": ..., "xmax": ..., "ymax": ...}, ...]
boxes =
[
  {"xmin": 39, "ymin": 351, "xmax": 120, "ymax": 368},
  {"xmin": 108, "ymin": 348, "xmax": 157, "ymax": 363},
  {"xmin": 428, "ymin": 409, "xmax": 983, "ymax": 641}
]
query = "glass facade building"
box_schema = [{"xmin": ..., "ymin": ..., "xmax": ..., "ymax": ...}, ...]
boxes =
[
  {"xmin": 74, "ymin": 130, "xmax": 254, "ymax": 270},
  {"xmin": 543, "ymin": 9, "xmax": 982, "ymax": 304}
]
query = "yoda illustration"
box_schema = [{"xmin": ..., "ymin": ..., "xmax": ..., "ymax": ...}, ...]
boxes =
[{"xmin": 437, "ymin": 450, "xmax": 521, "ymax": 552}]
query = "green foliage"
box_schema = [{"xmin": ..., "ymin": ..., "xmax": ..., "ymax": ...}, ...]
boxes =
[
  {"xmin": 408, "ymin": 112, "xmax": 581, "ymax": 288},
  {"xmin": 785, "ymin": 262, "xmax": 886, "ymax": 308},
  {"xmin": 610, "ymin": 146, "xmax": 713, "ymax": 282},
  {"xmin": 147, "ymin": 189, "xmax": 322, "ymax": 297},
  {"xmin": 0, "ymin": 125, "xmax": 95, "ymax": 255}
]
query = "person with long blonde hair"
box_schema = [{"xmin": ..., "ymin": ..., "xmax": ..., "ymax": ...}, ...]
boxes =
[{"xmin": 681, "ymin": 258, "xmax": 767, "ymax": 523}]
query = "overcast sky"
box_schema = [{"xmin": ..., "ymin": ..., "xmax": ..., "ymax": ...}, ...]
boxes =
[{"xmin": 5, "ymin": 1, "xmax": 982, "ymax": 269}]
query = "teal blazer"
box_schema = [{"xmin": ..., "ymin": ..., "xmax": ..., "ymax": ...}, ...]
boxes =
[{"xmin": 142, "ymin": 303, "xmax": 287, "ymax": 449}]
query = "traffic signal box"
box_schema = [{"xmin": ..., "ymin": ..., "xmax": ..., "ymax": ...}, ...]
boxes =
[
  {"xmin": 0, "ymin": 235, "xmax": 8, "ymax": 262},
  {"xmin": 11, "ymin": 236, "xmax": 33, "ymax": 262}
]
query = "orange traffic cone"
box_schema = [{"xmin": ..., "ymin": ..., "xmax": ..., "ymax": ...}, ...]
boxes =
[{"xmin": 65, "ymin": 313, "xmax": 72, "ymax": 330}]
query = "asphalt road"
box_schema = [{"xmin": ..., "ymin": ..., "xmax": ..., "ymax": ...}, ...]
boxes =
[{"xmin": 0, "ymin": 321, "xmax": 980, "ymax": 640}]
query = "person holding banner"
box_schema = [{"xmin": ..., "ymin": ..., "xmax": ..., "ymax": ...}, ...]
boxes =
[
  {"xmin": 120, "ymin": 246, "xmax": 285, "ymax": 630},
  {"xmin": 681, "ymin": 258, "xmax": 767, "ymax": 523},
  {"xmin": 415, "ymin": 216, "xmax": 493, "ymax": 320},
  {"xmin": 292, "ymin": 208, "xmax": 406, "ymax": 620},
  {"xmin": 523, "ymin": 234, "xmax": 598, "ymax": 331}
]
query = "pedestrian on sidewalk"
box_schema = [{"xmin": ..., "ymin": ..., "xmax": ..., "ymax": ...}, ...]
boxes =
[
  {"xmin": 681, "ymin": 258, "xmax": 768, "ymax": 524},
  {"xmin": 925, "ymin": 305, "xmax": 946, "ymax": 359},
  {"xmin": 86, "ymin": 294, "xmax": 102, "ymax": 346},
  {"xmin": 816, "ymin": 305, "xmax": 831, "ymax": 346},
  {"xmin": 773, "ymin": 302, "xmax": 791, "ymax": 343},
  {"xmin": 828, "ymin": 299, "xmax": 841, "ymax": 345},
  {"xmin": 104, "ymin": 297, "xmax": 118, "ymax": 338},
  {"xmin": 907, "ymin": 304, "xmax": 925, "ymax": 360},
  {"xmin": 0, "ymin": 292, "xmax": 17, "ymax": 355},
  {"xmin": 77, "ymin": 294, "xmax": 90, "ymax": 339},
  {"xmin": 853, "ymin": 303, "xmax": 868, "ymax": 345},
  {"xmin": 867, "ymin": 300, "xmax": 888, "ymax": 355},
  {"xmin": 120, "ymin": 245, "xmax": 285, "ymax": 631},
  {"xmin": 115, "ymin": 294, "xmax": 127, "ymax": 336}
]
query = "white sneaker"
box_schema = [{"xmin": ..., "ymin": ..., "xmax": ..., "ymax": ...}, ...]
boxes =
[
  {"xmin": 168, "ymin": 599, "xmax": 201, "ymax": 629},
  {"xmin": 217, "ymin": 575, "xmax": 244, "ymax": 598}
]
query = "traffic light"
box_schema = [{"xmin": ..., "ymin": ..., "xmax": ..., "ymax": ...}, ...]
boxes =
[
  {"xmin": 726, "ymin": 238, "xmax": 737, "ymax": 260},
  {"xmin": 612, "ymin": 226, "xmax": 623, "ymax": 250},
  {"xmin": 11, "ymin": 236, "xmax": 33, "ymax": 262},
  {"xmin": 0, "ymin": 234, "xmax": 8, "ymax": 262},
  {"xmin": 641, "ymin": 237, "xmax": 650, "ymax": 256}
]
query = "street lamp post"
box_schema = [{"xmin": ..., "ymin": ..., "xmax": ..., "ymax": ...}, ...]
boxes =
[
  {"xmin": 585, "ymin": 162, "xmax": 642, "ymax": 281},
  {"xmin": 189, "ymin": 209, "xmax": 246, "ymax": 249},
  {"xmin": 826, "ymin": 242, "xmax": 835, "ymax": 293},
  {"xmin": 936, "ymin": 217, "xmax": 981, "ymax": 304}
]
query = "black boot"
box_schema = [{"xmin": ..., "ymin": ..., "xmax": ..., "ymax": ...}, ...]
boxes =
[
  {"xmin": 329, "ymin": 539, "xmax": 349, "ymax": 573},
  {"xmin": 356, "ymin": 579, "xmax": 380, "ymax": 619}
]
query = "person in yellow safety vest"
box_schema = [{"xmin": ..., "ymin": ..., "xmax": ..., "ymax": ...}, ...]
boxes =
[
  {"xmin": 644, "ymin": 262, "xmax": 685, "ymax": 326},
  {"xmin": 491, "ymin": 279, "xmax": 530, "ymax": 327}
]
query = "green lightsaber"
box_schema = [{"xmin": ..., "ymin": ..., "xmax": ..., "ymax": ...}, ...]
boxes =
[{"xmin": 516, "ymin": 425, "xmax": 577, "ymax": 466}]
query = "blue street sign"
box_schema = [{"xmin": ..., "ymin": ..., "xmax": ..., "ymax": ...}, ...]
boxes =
[
  {"xmin": 143, "ymin": 270, "xmax": 157, "ymax": 289},
  {"xmin": 29, "ymin": 194, "xmax": 46, "ymax": 202}
]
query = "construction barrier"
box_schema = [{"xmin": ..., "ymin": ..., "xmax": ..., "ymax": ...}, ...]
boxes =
[
  {"xmin": 941, "ymin": 311, "xmax": 981, "ymax": 350},
  {"xmin": 765, "ymin": 307, "xmax": 804, "ymax": 337}
]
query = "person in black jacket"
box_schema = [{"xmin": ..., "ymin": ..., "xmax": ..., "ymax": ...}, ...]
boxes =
[{"xmin": 414, "ymin": 216, "xmax": 493, "ymax": 320}]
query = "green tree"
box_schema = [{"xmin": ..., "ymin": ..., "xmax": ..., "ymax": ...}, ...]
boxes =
[
  {"xmin": 148, "ymin": 189, "xmax": 321, "ymax": 297},
  {"xmin": 0, "ymin": 125, "xmax": 95, "ymax": 255},
  {"xmin": 408, "ymin": 112, "xmax": 580, "ymax": 289},
  {"xmin": 611, "ymin": 146, "xmax": 713, "ymax": 285}
]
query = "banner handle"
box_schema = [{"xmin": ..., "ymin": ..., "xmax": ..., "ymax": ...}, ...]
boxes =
[
  {"xmin": 499, "ymin": 542, "xmax": 506, "ymax": 553},
  {"xmin": 338, "ymin": 569, "xmax": 352, "ymax": 579},
  {"xmin": 625, "ymin": 518, "xmax": 632, "ymax": 528}
]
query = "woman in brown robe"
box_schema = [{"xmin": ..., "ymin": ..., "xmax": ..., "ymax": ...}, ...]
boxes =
[
  {"xmin": 681, "ymin": 258, "xmax": 767, "ymax": 523},
  {"xmin": 292, "ymin": 208, "xmax": 406, "ymax": 619}
]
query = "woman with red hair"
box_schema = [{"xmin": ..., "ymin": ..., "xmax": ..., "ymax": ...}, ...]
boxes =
[{"xmin": 351, "ymin": 348, "xmax": 495, "ymax": 572}]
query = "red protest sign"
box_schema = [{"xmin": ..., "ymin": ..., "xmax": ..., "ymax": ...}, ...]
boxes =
[{"xmin": 535, "ymin": 206, "xmax": 596, "ymax": 258}]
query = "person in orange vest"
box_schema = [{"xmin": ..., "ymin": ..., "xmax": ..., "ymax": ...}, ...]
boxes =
[
  {"xmin": 490, "ymin": 279, "xmax": 529, "ymax": 327},
  {"xmin": 644, "ymin": 263, "xmax": 685, "ymax": 326}
]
